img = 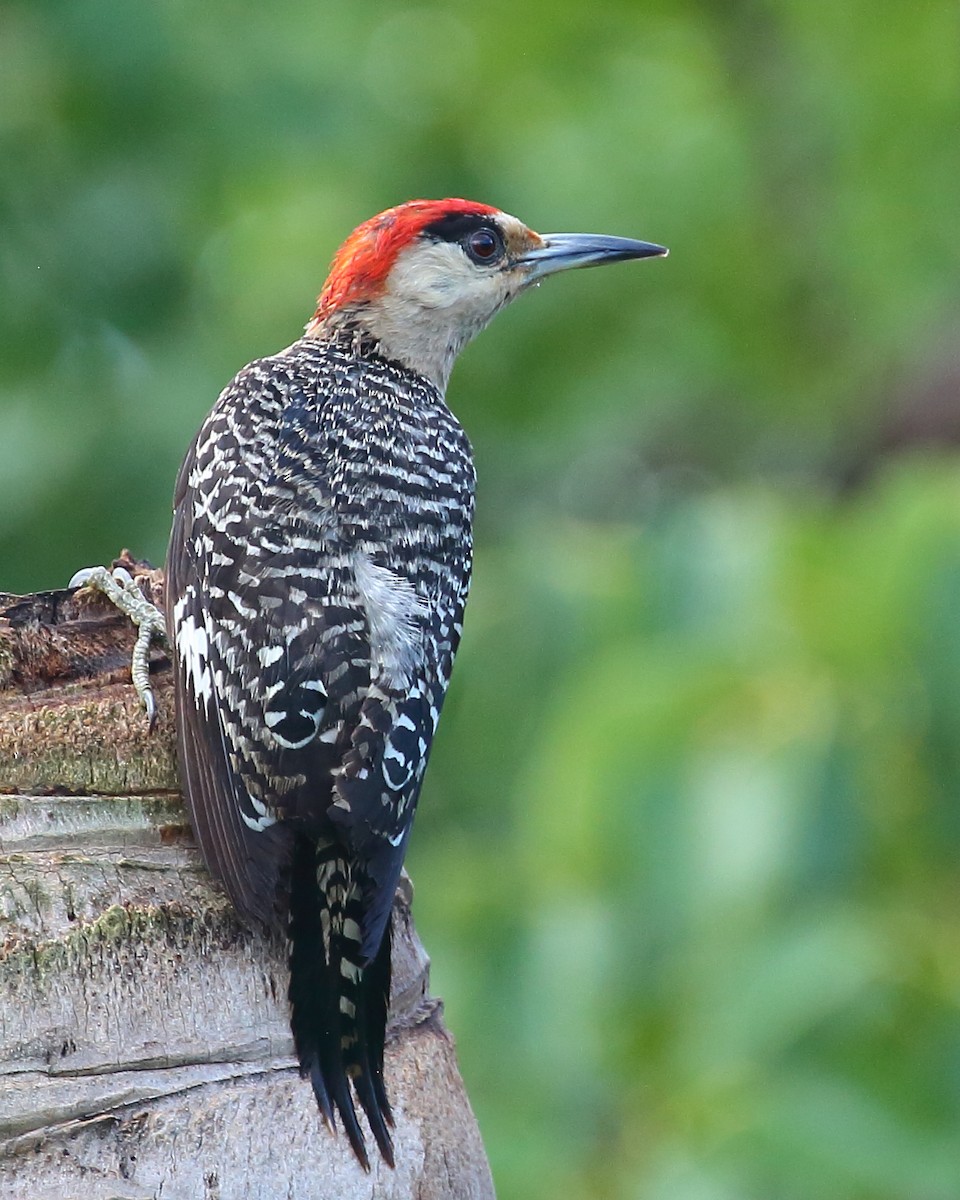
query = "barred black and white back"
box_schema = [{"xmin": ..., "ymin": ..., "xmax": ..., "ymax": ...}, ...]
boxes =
[
  {"xmin": 164, "ymin": 197, "xmax": 665, "ymax": 1170},
  {"xmin": 165, "ymin": 328, "xmax": 475, "ymax": 1168}
]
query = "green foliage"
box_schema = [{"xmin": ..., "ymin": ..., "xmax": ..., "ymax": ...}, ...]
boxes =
[
  {"xmin": 422, "ymin": 466, "xmax": 960, "ymax": 1197},
  {"xmin": 2, "ymin": 2, "xmax": 959, "ymax": 1196}
]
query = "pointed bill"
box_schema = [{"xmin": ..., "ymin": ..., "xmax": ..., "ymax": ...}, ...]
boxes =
[{"xmin": 518, "ymin": 232, "xmax": 668, "ymax": 281}]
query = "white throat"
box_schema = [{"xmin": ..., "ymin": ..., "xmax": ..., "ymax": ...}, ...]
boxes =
[{"xmin": 354, "ymin": 239, "xmax": 523, "ymax": 391}]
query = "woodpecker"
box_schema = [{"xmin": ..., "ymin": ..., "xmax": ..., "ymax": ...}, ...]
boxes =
[{"xmin": 164, "ymin": 198, "xmax": 666, "ymax": 1168}]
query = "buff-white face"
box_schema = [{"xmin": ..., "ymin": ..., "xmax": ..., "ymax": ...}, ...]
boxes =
[
  {"xmin": 312, "ymin": 200, "xmax": 667, "ymax": 391},
  {"xmin": 386, "ymin": 212, "xmax": 542, "ymax": 309},
  {"xmin": 371, "ymin": 212, "xmax": 542, "ymax": 388}
]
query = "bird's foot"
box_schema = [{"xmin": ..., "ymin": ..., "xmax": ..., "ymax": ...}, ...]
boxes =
[{"xmin": 69, "ymin": 563, "xmax": 167, "ymax": 729}]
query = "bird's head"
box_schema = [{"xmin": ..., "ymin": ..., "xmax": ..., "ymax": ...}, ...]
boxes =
[{"xmin": 306, "ymin": 198, "xmax": 667, "ymax": 391}]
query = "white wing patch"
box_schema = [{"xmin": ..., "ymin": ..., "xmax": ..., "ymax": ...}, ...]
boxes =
[
  {"xmin": 353, "ymin": 553, "xmax": 426, "ymax": 689},
  {"xmin": 239, "ymin": 790, "xmax": 279, "ymax": 831},
  {"xmin": 258, "ymin": 644, "xmax": 284, "ymax": 667},
  {"xmin": 173, "ymin": 591, "xmax": 214, "ymax": 712}
]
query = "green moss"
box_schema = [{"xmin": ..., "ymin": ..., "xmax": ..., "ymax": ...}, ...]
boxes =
[
  {"xmin": 0, "ymin": 796, "xmax": 21, "ymax": 820},
  {"xmin": 0, "ymin": 894, "xmax": 244, "ymax": 987},
  {"xmin": 0, "ymin": 696, "xmax": 180, "ymax": 795}
]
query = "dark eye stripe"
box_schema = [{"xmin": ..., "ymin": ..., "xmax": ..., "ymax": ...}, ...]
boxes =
[{"xmin": 421, "ymin": 212, "xmax": 497, "ymax": 243}]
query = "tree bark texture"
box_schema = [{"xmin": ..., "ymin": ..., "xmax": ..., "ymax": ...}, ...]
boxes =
[{"xmin": 0, "ymin": 559, "xmax": 495, "ymax": 1200}]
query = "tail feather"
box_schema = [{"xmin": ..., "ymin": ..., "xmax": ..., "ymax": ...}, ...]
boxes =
[
  {"xmin": 352, "ymin": 922, "xmax": 394, "ymax": 1164},
  {"xmin": 288, "ymin": 833, "xmax": 395, "ymax": 1170}
]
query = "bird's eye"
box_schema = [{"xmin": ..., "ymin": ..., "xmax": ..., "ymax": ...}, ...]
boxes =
[{"xmin": 464, "ymin": 227, "xmax": 504, "ymax": 265}]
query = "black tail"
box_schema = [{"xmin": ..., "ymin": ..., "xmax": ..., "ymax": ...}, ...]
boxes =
[{"xmin": 288, "ymin": 834, "xmax": 394, "ymax": 1170}]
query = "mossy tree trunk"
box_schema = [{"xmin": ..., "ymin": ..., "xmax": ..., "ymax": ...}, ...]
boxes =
[{"xmin": 0, "ymin": 564, "xmax": 494, "ymax": 1200}]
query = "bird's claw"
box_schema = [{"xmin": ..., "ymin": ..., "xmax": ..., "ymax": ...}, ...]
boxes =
[{"xmin": 70, "ymin": 564, "xmax": 167, "ymax": 728}]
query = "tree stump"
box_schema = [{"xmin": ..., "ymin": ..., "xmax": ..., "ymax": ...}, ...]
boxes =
[{"xmin": 0, "ymin": 563, "xmax": 495, "ymax": 1199}]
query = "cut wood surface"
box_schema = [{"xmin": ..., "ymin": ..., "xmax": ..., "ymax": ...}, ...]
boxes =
[{"xmin": 0, "ymin": 558, "xmax": 495, "ymax": 1200}]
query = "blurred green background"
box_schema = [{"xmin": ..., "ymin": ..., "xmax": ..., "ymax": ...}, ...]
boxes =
[{"xmin": 3, "ymin": 1, "xmax": 960, "ymax": 1196}]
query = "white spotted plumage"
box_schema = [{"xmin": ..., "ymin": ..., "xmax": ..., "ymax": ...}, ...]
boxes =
[
  {"xmin": 165, "ymin": 323, "xmax": 474, "ymax": 1169},
  {"xmin": 164, "ymin": 197, "xmax": 665, "ymax": 1171}
]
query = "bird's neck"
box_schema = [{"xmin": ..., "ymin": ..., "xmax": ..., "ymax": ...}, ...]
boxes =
[{"xmin": 305, "ymin": 302, "xmax": 466, "ymax": 395}]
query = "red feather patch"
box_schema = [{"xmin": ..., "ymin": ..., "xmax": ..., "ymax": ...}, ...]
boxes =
[{"xmin": 314, "ymin": 198, "xmax": 500, "ymax": 320}]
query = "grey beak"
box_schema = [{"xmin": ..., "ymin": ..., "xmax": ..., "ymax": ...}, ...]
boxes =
[{"xmin": 517, "ymin": 232, "xmax": 668, "ymax": 281}]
